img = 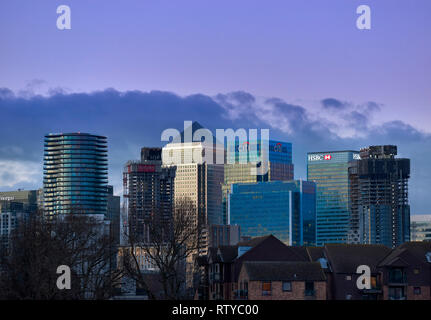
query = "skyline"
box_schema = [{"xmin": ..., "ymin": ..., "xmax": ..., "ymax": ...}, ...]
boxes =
[
  {"xmin": 0, "ymin": 92, "xmax": 427, "ymax": 214},
  {"xmin": 0, "ymin": 1, "xmax": 430, "ymax": 214}
]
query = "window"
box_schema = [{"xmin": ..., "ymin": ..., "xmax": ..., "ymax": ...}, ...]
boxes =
[
  {"xmin": 305, "ymin": 282, "xmax": 315, "ymax": 296},
  {"xmin": 414, "ymin": 287, "xmax": 421, "ymax": 295},
  {"xmin": 282, "ymin": 281, "xmax": 292, "ymax": 292},
  {"xmin": 262, "ymin": 282, "xmax": 271, "ymax": 296},
  {"xmin": 388, "ymin": 287, "xmax": 405, "ymax": 300},
  {"xmin": 370, "ymin": 276, "xmax": 377, "ymax": 289},
  {"xmin": 346, "ymin": 275, "xmax": 352, "ymax": 280},
  {"xmin": 413, "ymin": 269, "xmax": 420, "ymax": 275}
]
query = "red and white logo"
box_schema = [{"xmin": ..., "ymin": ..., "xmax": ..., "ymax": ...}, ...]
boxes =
[{"xmin": 324, "ymin": 154, "xmax": 332, "ymax": 160}]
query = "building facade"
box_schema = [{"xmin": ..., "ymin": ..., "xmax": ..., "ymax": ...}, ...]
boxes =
[
  {"xmin": 307, "ymin": 150, "xmax": 360, "ymax": 246},
  {"xmin": 411, "ymin": 214, "xmax": 431, "ymax": 242},
  {"xmin": 123, "ymin": 147, "xmax": 175, "ymax": 243},
  {"xmin": 228, "ymin": 180, "xmax": 316, "ymax": 246},
  {"xmin": 43, "ymin": 133, "xmax": 108, "ymax": 216},
  {"xmin": 222, "ymin": 140, "xmax": 294, "ymax": 224},
  {"xmin": 348, "ymin": 145, "xmax": 410, "ymax": 248},
  {"xmin": 107, "ymin": 185, "xmax": 121, "ymax": 245}
]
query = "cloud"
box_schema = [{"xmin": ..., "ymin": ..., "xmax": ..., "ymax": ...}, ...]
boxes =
[
  {"xmin": 0, "ymin": 160, "xmax": 42, "ymax": 189},
  {"xmin": 0, "ymin": 87, "xmax": 429, "ymax": 213},
  {"xmin": 321, "ymin": 98, "xmax": 348, "ymax": 110}
]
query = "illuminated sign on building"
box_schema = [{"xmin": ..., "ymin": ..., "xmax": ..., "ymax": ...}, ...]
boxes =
[{"xmin": 0, "ymin": 196, "xmax": 15, "ymax": 201}]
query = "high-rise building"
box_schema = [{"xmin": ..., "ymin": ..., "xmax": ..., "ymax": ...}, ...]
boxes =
[
  {"xmin": 228, "ymin": 180, "xmax": 316, "ymax": 246},
  {"xmin": 222, "ymin": 140, "xmax": 294, "ymax": 223},
  {"xmin": 107, "ymin": 185, "xmax": 121, "ymax": 244},
  {"xmin": 208, "ymin": 224, "xmax": 241, "ymax": 248},
  {"xmin": 43, "ymin": 133, "xmax": 108, "ymax": 216},
  {"xmin": 161, "ymin": 122, "xmax": 224, "ymax": 228},
  {"xmin": 307, "ymin": 150, "xmax": 360, "ymax": 246},
  {"xmin": 0, "ymin": 189, "xmax": 38, "ymax": 214},
  {"xmin": 123, "ymin": 147, "xmax": 175, "ymax": 242},
  {"xmin": 411, "ymin": 214, "xmax": 431, "ymax": 242},
  {"xmin": 348, "ymin": 145, "xmax": 410, "ymax": 248},
  {"xmin": 0, "ymin": 200, "xmax": 25, "ymax": 248}
]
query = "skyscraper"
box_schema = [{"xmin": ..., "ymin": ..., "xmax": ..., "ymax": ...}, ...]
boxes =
[
  {"xmin": 307, "ymin": 150, "xmax": 360, "ymax": 246},
  {"xmin": 228, "ymin": 180, "xmax": 316, "ymax": 246},
  {"xmin": 348, "ymin": 145, "xmax": 410, "ymax": 248},
  {"xmin": 222, "ymin": 140, "xmax": 294, "ymax": 223},
  {"xmin": 411, "ymin": 214, "xmax": 431, "ymax": 242},
  {"xmin": 161, "ymin": 122, "xmax": 224, "ymax": 228},
  {"xmin": 123, "ymin": 147, "xmax": 175, "ymax": 242},
  {"xmin": 43, "ymin": 133, "xmax": 108, "ymax": 216}
]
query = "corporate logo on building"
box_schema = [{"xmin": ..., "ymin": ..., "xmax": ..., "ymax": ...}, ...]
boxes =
[
  {"xmin": 0, "ymin": 196, "xmax": 15, "ymax": 201},
  {"xmin": 308, "ymin": 153, "xmax": 361, "ymax": 162}
]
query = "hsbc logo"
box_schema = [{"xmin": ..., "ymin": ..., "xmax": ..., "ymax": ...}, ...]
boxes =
[{"xmin": 308, "ymin": 154, "xmax": 333, "ymax": 162}]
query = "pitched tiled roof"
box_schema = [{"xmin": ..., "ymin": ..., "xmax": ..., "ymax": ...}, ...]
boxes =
[
  {"xmin": 237, "ymin": 235, "xmax": 273, "ymax": 247},
  {"xmin": 307, "ymin": 247, "xmax": 325, "ymax": 261},
  {"xmin": 324, "ymin": 244, "xmax": 391, "ymax": 273},
  {"xmin": 242, "ymin": 261, "xmax": 326, "ymax": 281},
  {"xmin": 378, "ymin": 242, "xmax": 431, "ymax": 267},
  {"xmin": 218, "ymin": 246, "xmax": 238, "ymax": 262}
]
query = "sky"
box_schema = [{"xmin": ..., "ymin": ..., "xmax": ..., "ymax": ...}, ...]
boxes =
[{"xmin": 0, "ymin": 1, "xmax": 430, "ymax": 213}]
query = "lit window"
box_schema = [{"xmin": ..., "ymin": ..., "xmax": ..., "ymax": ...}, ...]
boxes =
[{"xmin": 282, "ymin": 281, "xmax": 292, "ymax": 292}]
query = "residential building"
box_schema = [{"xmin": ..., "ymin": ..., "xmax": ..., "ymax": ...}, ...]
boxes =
[
  {"xmin": 237, "ymin": 261, "xmax": 326, "ymax": 300},
  {"xmin": 43, "ymin": 133, "xmax": 108, "ymax": 216},
  {"xmin": 378, "ymin": 242, "xmax": 431, "ymax": 300}
]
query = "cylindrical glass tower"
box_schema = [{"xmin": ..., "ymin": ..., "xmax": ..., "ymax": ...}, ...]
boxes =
[{"xmin": 43, "ymin": 133, "xmax": 108, "ymax": 216}]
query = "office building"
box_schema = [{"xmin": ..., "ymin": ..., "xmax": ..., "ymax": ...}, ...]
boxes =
[
  {"xmin": 208, "ymin": 224, "xmax": 241, "ymax": 248},
  {"xmin": 228, "ymin": 180, "xmax": 316, "ymax": 246},
  {"xmin": 123, "ymin": 147, "xmax": 175, "ymax": 243},
  {"xmin": 107, "ymin": 185, "xmax": 121, "ymax": 244},
  {"xmin": 307, "ymin": 150, "xmax": 360, "ymax": 246},
  {"xmin": 43, "ymin": 133, "xmax": 108, "ymax": 216},
  {"xmin": 162, "ymin": 122, "xmax": 224, "ymax": 228},
  {"xmin": 411, "ymin": 215, "xmax": 431, "ymax": 242},
  {"xmin": 222, "ymin": 140, "xmax": 294, "ymax": 224},
  {"xmin": 0, "ymin": 189, "xmax": 38, "ymax": 214},
  {"xmin": 348, "ymin": 145, "xmax": 410, "ymax": 248}
]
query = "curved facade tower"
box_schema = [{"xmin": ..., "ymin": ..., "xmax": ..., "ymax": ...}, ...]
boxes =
[{"xmin": 43, "ymin": 133, "xmax": 108, "ymax": 216}]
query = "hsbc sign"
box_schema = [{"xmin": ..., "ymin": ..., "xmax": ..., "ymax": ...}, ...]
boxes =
[{"xmin": 308, "ymin": 154, "xmax": 332, "ymax": 162}]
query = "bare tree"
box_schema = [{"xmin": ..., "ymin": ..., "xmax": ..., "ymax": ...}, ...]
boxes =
[
  {"xmin": 0, "ymin": 210, "xmax": 122, "ymax": 300},
  {"xmin": 120, "ymin": 197, "xmax": 203, "ymax": 300}
]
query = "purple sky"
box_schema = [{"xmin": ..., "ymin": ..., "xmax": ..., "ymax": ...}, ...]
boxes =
[
  {"xmin": 1, "ymin": 0, "xmax": 430, "ymax": 130},
  {"xmin": 0, "ymin": 1, "xmax": 430, "ymax": 213}
]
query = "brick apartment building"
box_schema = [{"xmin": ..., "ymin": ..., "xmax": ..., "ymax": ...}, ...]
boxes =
[
  {"xmin": 195, "ymin": 234, "xmax": 431, "ymax": 300},
  {"xmin": 237, "ymin": 261, "xmax": 326, "ymax": 300}
]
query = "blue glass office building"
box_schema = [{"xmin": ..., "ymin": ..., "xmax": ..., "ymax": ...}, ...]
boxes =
[
  {"xmin": 307, "ymin": 150, "xmax": 359, "ymax": 246},
  {"xmin": 228, "ymin": 180, "xmax": 316, "ymax": 246},
  {"xmin": 44, "ymin": 133, "xmax": 108, "ymax": 216}
]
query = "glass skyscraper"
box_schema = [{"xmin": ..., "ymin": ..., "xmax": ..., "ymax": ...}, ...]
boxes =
[
  {"xmin": 43, "ymin": 133, "xmax": 108, "ymax": 216},
  {"xmin": 228, "ymin": 180, "xmax": 316, "ymax": 246},
  {"xmin": 222, "ymin": 140, "xmax": 294, "ymax": 224},
  {"xmin": 307, "ymin": 150, "xmax": 359, "ymax": 246}
]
